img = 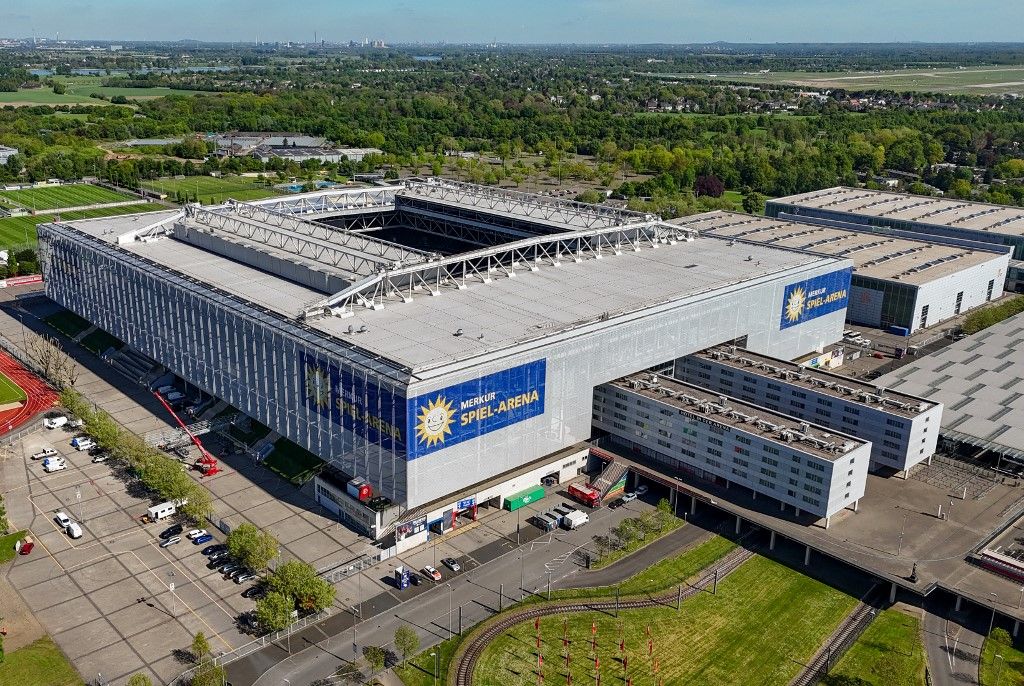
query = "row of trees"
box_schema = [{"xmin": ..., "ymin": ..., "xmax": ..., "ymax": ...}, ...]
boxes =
[
  {"xmin": 593, "ymin": 499, "xmax": 676, "ymax": 563},
  {"xmin": 58, "ymin": 387, "xmax": 213, "ymax": 522}
]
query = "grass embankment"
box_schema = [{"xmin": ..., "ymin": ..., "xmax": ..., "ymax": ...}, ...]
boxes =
[
  {"xmin": 0, "ymin": 370, "xmax": 27, "ymax": 405},
  {"xmin": 45, "ymin": 310, "xmax": 92, "ymax": 339},
  {"xmin": 79, "ymin": 328, "xmax": 122, "ymax": 355},
  {"xmin": 0, "ymin": 636, "xmax": 84, "ymax": 686},
  {"xmin": 394, "ymin": 636, "xmax": 462, "ymax": 686},
  {"xmin": 824, "ymin": 608, "xmax": 926, "ymax": 686},
  {"xmin": 591, "ymin": 513, "xmax": 685, "ymax": 570},
  {"xmin": 0, "ymin": 530, "xmax": 28, "ymax": 564},
  {"xmin": 980, "ymin": 633, "xmax": 1024, "ymax": 685},
  {"xmin": 472, "ymin": 555, "xmax": 858, "ymax": 686}
]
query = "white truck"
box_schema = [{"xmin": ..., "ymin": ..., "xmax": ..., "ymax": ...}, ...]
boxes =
[
  {"xmin": 562, "ymin": 510, "xmax": 590, "ymax": 530},
  {"xmin": 147, "ymin": 499, "xmax": 187, "ymax": 521},
  {"xmin": 43, "ymin": 415, "xmax": 68, "ymax": 430}
]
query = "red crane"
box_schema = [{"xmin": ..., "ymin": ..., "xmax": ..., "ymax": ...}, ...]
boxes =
[{"xmin": 153, "ymin": 392, "xmax": 220, "ymax": 477}]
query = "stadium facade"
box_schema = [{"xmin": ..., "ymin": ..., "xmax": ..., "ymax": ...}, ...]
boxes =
[{"xmin": 38, "ymin": 181, "xmax": 855, "ymax": 544}]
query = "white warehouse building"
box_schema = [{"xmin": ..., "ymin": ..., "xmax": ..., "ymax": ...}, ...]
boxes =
[
  {"xmin": 673, "ymin": 211, "xmax": 1010, "ymax": 333},
  {"xmin": 593, "ymin": 373, "xmax": 871, "ymax": 523},
  {"xmin": 676, "ymin": 345, "xmax": 943, "ymax": 474}
]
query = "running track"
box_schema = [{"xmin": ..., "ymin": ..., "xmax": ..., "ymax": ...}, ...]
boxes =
[{"xmin": 0, "ymin": 350, "xmax": 58, "ymax": 436}]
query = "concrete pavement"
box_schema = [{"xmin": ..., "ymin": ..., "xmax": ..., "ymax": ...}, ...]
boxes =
[{"xmin": 923, "ymin": 595, "xmax": 983, "ymax": 686}]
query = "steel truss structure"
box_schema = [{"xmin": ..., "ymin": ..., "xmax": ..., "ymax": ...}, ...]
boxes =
[
  {"xmin": 248, "ymin": 185, "xmax": 403, "ymax": 215},
  {"xmin": 399, "ymin": 179, "xmax": 653, "ymax": 230},
  {"xmin": 183, "ymin": 203, "xmax": 435, "ymax": 278},
  {"xmin": 301, "ymin": 220, "xmax": 698, "ymax": 319}
]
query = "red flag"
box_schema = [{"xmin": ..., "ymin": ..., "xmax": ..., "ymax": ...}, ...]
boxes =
[
  {"xmin": 594, "ymin": 656, "xmax": 600, "ymax": 670},
  {"xmin": 539, "ymin": 654, "xmax": 544, "ymax": 666},
  {"xmin": 619, "ymin": 638, "xmax": 625, "ymax": 653},
  {"xmin": 623, "ymin": 655, "xmax": 628, "ymax": 670},
  {"xmin": 648, "ymin": 639, "xmax": 653, "ymax": 656},
  {"xmin": 645, "ymin": 625, "xmax": 651, "ymax": 638},
  {"xmin": 627, "ymin": 680, "xmax": 632, "ymax": 686},
  {"xmin": 566, "ymin": 674, "xmax": 571, "ymax": 686},
  {"xmin": 565, "ymin": 651, "xmax": 570, "ymax": 667},
  {"xmin": 537, "ymin": 636, "xmax": 542, "ymax": 649},
  {"xmin": 563, "ymin": 637, "xmax": 569, "ymax": 648},
  {"xmin": 654, "ymin": 658, "xmax": 660, "ymax": 674},
  {"xmin": 535, "ymin": 617, "xmax": 541, "ymax": 631},
  {"xmin": 591, "ymin": 621, "xmax": 597, "ymax": 635}
]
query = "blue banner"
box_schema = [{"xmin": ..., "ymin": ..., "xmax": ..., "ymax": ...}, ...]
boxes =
[
  {"xmin": 406, "ymin": 360, "xmax": 547, "ymax": 460},
  {"xmin": 779, "ymin": 268, "xmax": 852, "ymax": 330},
  {"xmin": 299, "ymin": 351, "xmax": 407, "ymax": 451}
]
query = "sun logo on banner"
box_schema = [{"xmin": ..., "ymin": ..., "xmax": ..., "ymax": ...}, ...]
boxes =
[
  {"xmin": 304, "ymin": 363, "xmax": 331, "ymax": 410},
  {"xmin": 784, "ymin": 286, "xmax": 807, "ymax": 324},
  {"xmin": 415, "ymin": 395, "xmax": 455, "ymax": 448}
]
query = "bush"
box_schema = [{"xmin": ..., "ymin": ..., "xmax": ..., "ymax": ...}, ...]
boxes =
[
  {"xmin": 990, "ymin": 627, "xmax": 1012, "ymax": 645},
  {"xmin": 961, "ymin": 296, "xmax": 1024, "ymax": 335}
]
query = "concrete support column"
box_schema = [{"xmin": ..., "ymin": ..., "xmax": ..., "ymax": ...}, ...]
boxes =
[
  {"xmin": 804, "ymin": 545, "xmax": 811, "ymax": 566},
  {"xmin": 825, "ymin": 515, "xmax": 831, "ymax": 530},
  {"xmin": 735, "ymin": 515, "xmax": 742, "ymax": 535},
  {"xmin": 927, "ymin": 454, "xmax": 933, "ymax": 466},
  {"xmin": 769, "ymin": 530, "xmax": 776, "ymax": 551},
  {"xmin": 725, "ymin": 479, "xmax": 730, "ymax": 490},
  {"xmin": 955, "ymin": 595, "xmax": 962, "ymax": 612},
  {"xmin": 889, "ymin": 582, "xmax": 897, "ymax": 604},
  {"xmin": 780, "ymin": 501, "xmax": 785, "ymax": 511},
  {"xmin": 853, "ymin": 500, "xmax": 859, "ymax": 512},
  {"xmin": 752, "ymin": 490, "xmax": 757, "ymax": 500},
  {"xmin": 690, "ymin": 496, "xmax": 697, "ymax": 515},
  {"xmin": 795, "ymin": 507, "xmax": 801, "ymax": 517},
  {"xmin": 903, "ymin": 470, "xmax": 909, "ymax": 480},
  {"xmin": 1014, "ymin": 620, "xmax": 1020, "ymax": 638}
]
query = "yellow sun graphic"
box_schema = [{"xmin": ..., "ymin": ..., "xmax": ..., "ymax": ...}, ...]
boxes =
[
  {"xmin": 305, "ymin": 364, "xmax": 331, "ymax": 410},
  {"xmin": 784, "ymin": 286, "xmax": 807, "ymax": 323},
  {"xmin": 415, "ymin": 395, "xmax": 455, "ymax": 448}
]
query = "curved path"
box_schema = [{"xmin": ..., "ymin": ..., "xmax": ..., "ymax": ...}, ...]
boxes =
[
  {"xmin": 0, "ymin": 348, "xmax": 58, "ymax": 436},
  {"xmin": 450, "ymin": 545, "xmax": 755, "ymax": 686}
]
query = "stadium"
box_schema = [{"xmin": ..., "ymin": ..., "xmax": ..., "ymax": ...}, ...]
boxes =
[{"xmin": 37, "ymin": 180, "xmax": 853, "ymax": 549}]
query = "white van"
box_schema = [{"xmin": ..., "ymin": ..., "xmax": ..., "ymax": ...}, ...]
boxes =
[
  {"xmin": 66, "ymin": 522, "xmax": 83, "ymax": 539},
  {"xmin": 43, "ymin": 415, "xmax": 68, "ymax": 430},
  {"xmin": 43, "ymin": 459, "xmax": 67, "ymax": 473},
  {"xmin": 71, "ymin": 436, "xmax": 96, "ymax": 451}
]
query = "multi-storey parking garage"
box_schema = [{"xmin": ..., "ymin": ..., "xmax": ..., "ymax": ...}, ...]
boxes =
[{"xmin": 38, "ymin": 181, "xmax": 855, "ymax": 545}]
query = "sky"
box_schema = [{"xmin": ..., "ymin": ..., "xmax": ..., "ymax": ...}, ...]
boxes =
[{"xmin": 2, "ymin": 1, "xmax": 1022, "ymax": 45}]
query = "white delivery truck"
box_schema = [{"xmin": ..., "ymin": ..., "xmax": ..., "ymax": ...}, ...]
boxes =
[
  {"xmin": 43, "ymin": 415, "xmax": 68, "ymax": 430},
  {"xmin": 147, "ymin": 499, "xmax": 187, "ymax": 521},
  {"xmin": 562, "ymin": 510, "xmax": 590, "ymax": 530}
]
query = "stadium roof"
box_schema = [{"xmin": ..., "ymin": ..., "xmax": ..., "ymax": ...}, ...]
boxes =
[
  {"xmin": 57, "ymin": 207, "xmax": 843, "ymax": 374},
  {"xmin": 772, "ymin": 186, "xmax": 1024, "ymax": 238},
  {"xmin": 672, "ymin": 211, "xmax": 1005, "ymax": 286},
  {"xmin": 877, "ymin": 312, "xmax": 1024, "ymax": 461}
]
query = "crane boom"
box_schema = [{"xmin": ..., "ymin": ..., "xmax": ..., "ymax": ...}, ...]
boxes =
[{"xmin": 153, "ymin": 392, "xmax": 220, "ymax": 476}]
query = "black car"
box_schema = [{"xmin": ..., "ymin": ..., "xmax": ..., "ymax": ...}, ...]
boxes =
[
  {"xmin": 208, "ymin": 557, "xmax": 231, "ymax": 570},
  {"xmin": 202, "ymin": 544, "xmax": 228, "ymax": 556},
  {"xmin": 159, "ymin": 523, "xmax": 183, "ymax": 539},
  {"xmin": 241, "ymin": 585, "xmax": 266, "ymax": 600},
  {"xmin": 409, "ymin": 573, "xmax": 421, "ymax": 586},
  {"xmin": 608, "ymin": 498, "xmax": 625, "ymax": 510},
  {"xmin": 88, "ymin": 446, "xmax": 104, "ymax": 456}
]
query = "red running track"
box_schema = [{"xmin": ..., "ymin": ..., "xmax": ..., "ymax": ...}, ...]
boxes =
[{"xmin": 0, "ymin": 350, "xmax": 59, "ymax": 436}]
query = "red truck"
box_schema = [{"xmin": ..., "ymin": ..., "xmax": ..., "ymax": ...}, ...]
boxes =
[{"xmin": 568, "ymin": 483, "xmax": 601, "ymax": 508}]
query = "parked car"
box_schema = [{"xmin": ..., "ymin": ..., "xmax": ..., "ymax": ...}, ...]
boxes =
[
  {"xmin": 186, "ymin": 529, "xmax": 208, "ymax": 540},
  {"xmin": 422, "ymin": 565, "xmax": 442, "ymax": 582},
  {"xmin": 54, "ymin": 511, "xmax": 71, "ymax": 528},
  {"xmin": 68, "ymin": 418, "xmax": 84, "ymax": 429},
  {"xmin": 408, "ymin": 572, "xmax": 421, "ymax": 586},
  {"xmin": 635, "ymin": 485, "xmax": 648, "ymax": 496},
  {"xmin": 43, "ymin": 415, "xmax": 68, "ymax": 430},
  {"xmin": 608, "ymin": 498, "xmax": 625, "ymax": 509},
  {"xmin": 622, "ymin": 492, "xmax": 637, "ymax": 503},
  {"xmin": 160, "ymin": 536, "xmax": 181, "ymax": 548},
  {"xmin": 241, "ymin": 585, "xmax": 266, "ymax": 599},
  {"xmin": 43, "ymin": 459, "xmax": 67, "ymax": 473},
  {"xmin": 234, "ymin": 571, "xmax": 256, "ymax": 584},
  {"xmin": 31, "ymin": 447, "xmax": 58, "ymax": 460},
  {"xmin": 91, "ymin": 452, "xmax": 109, "ymax": 464},
  {"xmin": 192, "ymin": 533, "xmax": 214, "ymax": 545},
  {"xmin": 208, "ymin": 550, "xmax": 230, "ymax": 563},
  {"xmin": 71, "ymin": 436, "xmax": 96, "ymax": 451},
  {"xmin": 202, "ymin": 544, "xmax": 228, "ymax": 556},
  {"xmin": 219, "ymin": 563, "xmax": 241, "ymax": 576},
  {"xmin": 208, "ymin": 557, "xmax": 230, "ymax": 570},
  {"xmin": 442, "ymin": 557, "xmax": 461, "ymax": 572},
  {"xmin": 159, "ymin": 523, "xmax": 183, "ymax": 540},
  {"xmin": 66, "ymin": 522, "xmax": 83, "ymax": 539}
]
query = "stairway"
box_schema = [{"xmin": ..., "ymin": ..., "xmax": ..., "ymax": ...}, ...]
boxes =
[{"xmin": 590, "ymin": 459, "xmax": 629, "ymax": 500}]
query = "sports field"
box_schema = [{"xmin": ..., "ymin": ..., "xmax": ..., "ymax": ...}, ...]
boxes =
[
  {"xmin": 643, "ymin": 65, "xmax": 1024, "ymax": 95},
  {"xmin": 0, "ymin": 203, "xmax": 163, "ymax": 249},
  {"xmin": 142, "ymin": 176, "xmax": 283, "ymax": 204},
  {"xmin": 0, "ymin": 369, "xmax": 27, "ymax": 405},
  {"xmin": 0, "ymin": 184, "xmax": 135, "ymax": 211},
  {"xmin": 473, "ymin": 555, "xmax": 859, "ymax": 686}
]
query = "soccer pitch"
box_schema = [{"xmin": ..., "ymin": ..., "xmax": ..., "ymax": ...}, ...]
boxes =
[
  {"xmin": 0, "ymin": 184, "xmax": 135, "ymax": 211},
  {"xmin": 142, "ymin": 176, "xmax": 283, "ymax": 204},
  {"xmin": 0, "ymin": 370, "xmax": 27, "ymax": 405},
  {"xmin": 0, "ymin": 203, "xmax": 164, "ymax": 249}
]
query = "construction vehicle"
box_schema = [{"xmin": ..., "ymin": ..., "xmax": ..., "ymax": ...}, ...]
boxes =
[{"xmin": 153, "ymin": 392, "xmax": 220, "ymax": 477}]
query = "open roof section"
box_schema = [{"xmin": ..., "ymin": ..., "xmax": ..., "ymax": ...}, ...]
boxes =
[
  {"xmin": 672, "ymin": 210, "xmax": 1005, "ymax": 286},
  {"xmin": 773, "ymin": 186, "xmax": 1024, "ymax": 237}
]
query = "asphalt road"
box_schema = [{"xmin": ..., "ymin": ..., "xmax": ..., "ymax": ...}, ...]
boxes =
[
  {"xmin": 238, "ymin": 505, "xmax": 721, "ymax": 686},
  {"xmin": 922, "ymin": 595, "xmax": 983, "ymax": 686}
]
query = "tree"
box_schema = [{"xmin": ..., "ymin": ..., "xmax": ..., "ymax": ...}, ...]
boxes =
[
  {"xmin": 255, "ymin": 591, "xmax": 294, "ymax": 632},
  {"xmin": 270, "ymin": 560, "xmax": 336, "ymax": 612},
  {"xmin": 394, "ymin": 625, "xmax": 419, "ymax": 666},
  {"xmin": 126, "ymin": 673, "xmax": 153, "ymax": 686},
  {"xmin": 191, "ymin": 657, "xmax": 226, "ymax": 686},
  {"xmin": 227, "ymin": 523, "xmax": 279, "ymax": 574},
  {"xmin": 694, "ymin": 174, "xmax": 725, "ymax": 198},
  {"xmin": 191, "ymin": 631, "xmax": 211, "ymax": 662},
  {"xmin": 742, "ymin": 192, "xmax": 766, "ymax": 215},
  {"xmin": 990, "ymin": 627, "xmax": 1012, "ymax": 644},
  {"xmin": 363, "ymin": 645, "xmax": 387, "ymax": 674},
  {"xmin": 52, "ymin": 82, "xmax": 66, "ymax": 95},
  {"xmin": 24, "ymin": 331, "xmax": 79, "ymax": 389}
]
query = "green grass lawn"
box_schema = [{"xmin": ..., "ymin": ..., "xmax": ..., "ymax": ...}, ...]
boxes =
[
  {"xmin": 0, "ymin": 184, "xmax": 135, "ymax": 211},
  {"xmin": 722, "ymin": 190, "xmax": 745, "ymax": 211},
  {"xmin": 0, "ymin": 370, "xmax": 27, "ymax": 405},
  {"xmin": 395, "ymin": 635, "xmax": 462, "ymax": 686},
  {"xmin": 44, "ymin": 310, "xmax": 92, "ymax": 339},
  {"xmin": 0, "ymin": 635, "xmax": 83, "ymax": 686},
  {"xmin": 472, "ymin": 555, "xmax": 857, "ymax": 686},
  {"xmin": 0, "ymin": 530, "xmax": 28, "ymax": 564},
  {"xmin": 0, "ymin": 202, "xmax": 163, "ymax": 249},
  {"xmin": 824, "ymin": 608, "xmax": 926, "ymax": 686},
  {"xmin": 980, "ymin": 635, "xmax": 1024, "ymax": 685},
  {"xmin": 0, "ymin": 76, "xmax": 206, "ymax": 106},
  {"xmin": 142, "ymin": 176, "xmax": 283, "ymax": 204},
  {"xmin": 79, "ymin": 328, "xmax": 122, "ymax": 355},
  {"xmin": 263, "ymin": 439, "xmax": 326, "ymax": 485}
]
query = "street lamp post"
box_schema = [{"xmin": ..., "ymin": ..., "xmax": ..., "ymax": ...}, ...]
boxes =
[
  {"xmin": 447, "ymin": 583, "xmax": 453, "ymax": 639},
  {"xmin": 520, "ymin": 554, "xmax": 525, "ymax": 600},
  {"xmin": 431, "ymin": 651, "xmax": 439, "ymax": 686},
  {"xmin": 897, "ymin": 513, "xmax": 909, "ymax": 556},
  {"xmin": 990, "ymin": 593, "xmax": 999, "ymax": 636}
]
